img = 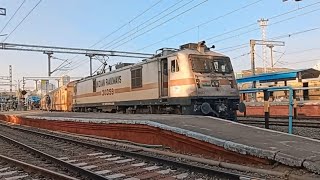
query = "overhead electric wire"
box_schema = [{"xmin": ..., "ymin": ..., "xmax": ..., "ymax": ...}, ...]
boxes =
[
  {"xmin": 99, "ymin": 0, "xmax": 186, "ymax": 50},
  {"xmin": 206, "ymin": 1, "xmax": 320, "ymax": 42},
  {"xmin": 109, "ymin": 0, "xmax": 208, "ymax": 50},
  {"xmin": 221, "ymin": 26, "xmax": 320, "ymax": 55},
  {"xmin": 138, "ymin": 0, "xmax": 320, "ymax": 51},
  {"xmin": 2, "ymin": 0, "xmax": 42, "ymax": 43},
  {"xmin": 136, "ymin": 0, "xmax": 263, "ymax": 51},
  {"xmin": 283, "ymin": 58, "xmax": 320, "ymax": 65},
  {"xmin": 90, "ymin": 0, "xmax": 164, "ymax": 49},
  {"xmin": 67, "ymin": 0, "xmax": 204, "ymax": 73},
  {"xmin": 102, "ymin": 0, "xmax": 198, "ymax": 50},
  {"xmin": 0, "ymin": 0, "xmax": 26, "ymax": 35},
  {"xmin": 209, "ymin": 7, "xmax": 320, "ymax": 44},
  {"xmin": 284, "ymin": 47, "xmax": 320, "ymax": 55},
  {"xmin": 63, "ymin": 0, "xmax": 165, "ymax": 75}
]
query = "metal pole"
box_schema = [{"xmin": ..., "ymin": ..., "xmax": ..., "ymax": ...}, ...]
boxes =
[
  {"xmin": 293, "ymin": 90, "xmax": 297, "ymax": 119},
  {"xmin": 269, "ymin": 45, "xmax": 274, "ymax": 69},
  {"xmin": 258, "ymin": 19, "xmax": 268, "ymax": 73},
  {"xmin": 35, "ymin": 80, "xmax": 38, "ymax": 91},
  {"xmin": 22, "ymin": 77, "xmax": 25, "ymax": 90},
  {"xmin": 263, "ymin": 90, "xmax": 270, "ymax": 129},
  {"xmin": 48, "ymin": 53, "xmax": 52, "ymax": 77},
  {"xmin": 9, "ymin": 65, "xmax": 12, "ymax": 92},
  {"xmin": 17, "ymin": 80, "xmax": 20, "ymax": 111},
  {"xmin": 90, "ymin": 56, "xmax": 93, "ymax": 76},
  {"xmin": 250, "ymin": 40, "xmax": 256, "ymax": 100},
  {"xmin": 288, "ymin": 88, "xmax": 294, "ymax": 134},
  {"xmin": 44, "ymin": 52, "xmax": 53, "ymax": 77}
]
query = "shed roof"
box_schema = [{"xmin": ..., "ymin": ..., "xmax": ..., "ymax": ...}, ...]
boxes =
[{"xmin": 236, "ymin": 68, "xmax": 320, "ymax": 83}]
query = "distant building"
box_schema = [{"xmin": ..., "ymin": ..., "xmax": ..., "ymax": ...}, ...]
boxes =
[
  {"xmin": 60, "ymin": 75, "xmax": 71, "ymax": 87},
  {"xmin": 37, "ymin": 80, "xmax": 56, "ymax": 96}
]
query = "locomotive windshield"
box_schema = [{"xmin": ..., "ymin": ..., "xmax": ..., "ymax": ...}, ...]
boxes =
[{"xmin": 190, "ymin": 55, "xmax": 231, "ymax": 73}]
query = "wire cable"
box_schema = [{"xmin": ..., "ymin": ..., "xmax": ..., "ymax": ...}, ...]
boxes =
[
  {"xmin": 101, "ymin": 0, "xmax": 197, "ymax": 50},
  {"xmin": 0, "ymin": 0, "xmax": 26, "ymax": 35},
  {"xmin": 109, "ymin": 0, "xmax": 208, "ymax": 50},
  {"xmin": 209, "ymin": 6, "xmax": 320, "ymax": 44},
  {"xmin": 136, "ymin": 0, "xmax": 263, "ymax": 51},
  {"xmin": 65, "ymin": 0, "xmax": 200, "ymax": 73},
  {"xmin": 138, "ymin": 0, "xmax": 320, "ymax": 51},
  {"xmin": 90, "ymin": 0, "xmax": 164, "ymax": 48},
  {"xmin": 221, "ymin": 26, "xmax": 320, "ymax": 54},
  {"xmin": 63, "ymin": 0, "xmax": 167, "ymax": 74},
  {"xmin": 2, "ymin": 0, "xmax": 42, "ymax": 43}
]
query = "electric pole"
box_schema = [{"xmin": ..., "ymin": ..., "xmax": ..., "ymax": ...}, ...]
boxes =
[
  {"xmin": 258, "ymin": 19, "xmax": 268, "ymax": 73},
  {"xmin": 86, "ymin": 54, "xmax": 95, "ymax": 77},
  {"xmin": 267, "ymin": 45, "xmax": 275, "ymax": 69},
  {"xmin": 44, "ymin": 51, "xmax": 53, "ymax": 77},
  {"xmin": 9, "ymin": 65, "xmax": 12, "ymax": 92}
]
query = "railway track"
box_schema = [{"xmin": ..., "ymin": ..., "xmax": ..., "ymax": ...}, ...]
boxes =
[
  {"xmin": 0, "ymin": 122, "xmax": 256, "ymax": 180},
  {"xmin": 0, "ymin": 153, "xmax": 77, "ymax": 180},
  {"xmin": 238, "ymin": 119, "xmax": 320, "ymax": 128}
]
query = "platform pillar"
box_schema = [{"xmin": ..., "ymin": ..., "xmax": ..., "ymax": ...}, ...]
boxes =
[
  {"xmin": 263, "ymin": 90, "xmax": 270, "ymax": 129},
  {"xmin": 293, "ymin": 90, "xmax": 297, "ymax": 119}
]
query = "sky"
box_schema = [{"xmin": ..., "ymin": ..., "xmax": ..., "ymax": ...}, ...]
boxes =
[{"xmin": 0, "ymin": 0, "xmax": 319, "ymax": 90}]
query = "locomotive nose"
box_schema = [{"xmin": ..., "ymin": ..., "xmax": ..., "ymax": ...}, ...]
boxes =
[{"xmin": 200, "ymin": 102, "xmax": 213, "ymax": 115}]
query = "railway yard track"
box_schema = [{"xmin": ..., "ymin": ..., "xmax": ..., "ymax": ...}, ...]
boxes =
[
  {"xmin": 0, "ymin": 122, "xmax": 258, "ymax": 180},
  {"xmin": 238, "ymin": 119, "xmax": 320, "ymax": 128}
]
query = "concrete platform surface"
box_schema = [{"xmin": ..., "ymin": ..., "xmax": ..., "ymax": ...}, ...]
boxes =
[{"xmin": 1, "ymin": 111, "xmax": 320, "ymax": 173}]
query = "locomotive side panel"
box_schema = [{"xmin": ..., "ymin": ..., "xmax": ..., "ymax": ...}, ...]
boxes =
[{"xmin": 73, "ymin": 60, "xmax": 160, "ymax": 111}]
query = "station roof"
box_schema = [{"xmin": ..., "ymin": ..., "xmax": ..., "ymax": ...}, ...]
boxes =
[{"xmin": 236, "ymin": 68, "xmax": 320, "ymax": 84}]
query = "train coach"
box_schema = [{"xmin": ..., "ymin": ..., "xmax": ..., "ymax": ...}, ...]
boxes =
[
  {"xmin": 40, "ymin": 81, "xmax": 75, "ymax": 112},
  {"xmin": 70, "ymin": 42, "xmax": 243, "ymax": 120}
]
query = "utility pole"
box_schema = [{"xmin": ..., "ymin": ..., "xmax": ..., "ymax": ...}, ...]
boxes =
[
  {"xmin": 44, "ymin": 51, "xmax": 53, "ymax": 77},
  {"xmin": 250, "ymin": 40, "xmax": 256, "ymax": 87},
  {"xmin": 258, "ymin": 19, "xmax": 268, "ymax": 73},
  {"xmin": 250, "ymin": 40, "xmax": 285, "ymax": 101},
  {"xmin": 15, "ymin": 79, "xmax": 22, "ymax": 111},
  {"xmin": 86, "ymin": 54, "xmax": 95, "ymax": 76},
  {"xmin": 250, "ymin": 40, "xmax": 285, "ymax": 72},
  {"xmin": 22, "ymin": 77, "xmax": 26, "ymax": 90},
  {"xmin": 34, "ymin": 80, "xmax": 38, "ymax": 91},
  {"xmin": 250, "ymin": 40, "xmax": 257, "ymax": 100},
  {"xmin": 9, "ymin": 65, "xmax": 12, "ymax": 92},
  {"xmin": 267, "ymin": 45, "xmax": 275, "ymax": 69}
]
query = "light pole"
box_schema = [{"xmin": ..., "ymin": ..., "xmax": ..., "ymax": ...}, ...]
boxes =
[
  {"xmin": 0, "ymin": 34, "xmax": 7, "ymax": 37},
  {"xmin": 15, "ymin": 80, "xmax": 23, "ymax": 111}
]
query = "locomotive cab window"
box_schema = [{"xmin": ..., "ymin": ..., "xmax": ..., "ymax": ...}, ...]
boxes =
[
  {"xmin": 131, "ymin": 67, "xmax": 142, "ymax": 89},
  {"xmin": 190, "ymin": 55, "xmax": 231, "ymax": 73},
  {"xmin": 171, "ymin": 59, "xmax": 179, "ymax": 73}
]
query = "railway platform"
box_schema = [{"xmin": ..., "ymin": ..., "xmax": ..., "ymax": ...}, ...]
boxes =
[{"xmin": 1, "ymin": 111, "xmax": 320, "ymax": 175}]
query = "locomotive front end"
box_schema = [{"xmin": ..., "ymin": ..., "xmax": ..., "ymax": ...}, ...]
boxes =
[{"xmin": 185, "ymin": 43, "xmax": 244, "ymax": 120}]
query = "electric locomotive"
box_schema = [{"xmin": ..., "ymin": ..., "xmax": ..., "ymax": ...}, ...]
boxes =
[{"xmin": 72, "ymin": 42, "xmax": 243, "ymax": 120}]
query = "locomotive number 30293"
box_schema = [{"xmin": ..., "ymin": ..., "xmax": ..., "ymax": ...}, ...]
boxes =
[{"xmin": 101, "ymin": 88, "xmax": 114, "ymax": 96}]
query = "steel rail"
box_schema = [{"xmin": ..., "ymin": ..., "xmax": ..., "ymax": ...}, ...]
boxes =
[
  {"xmin": 0, "ymin": 133, "xmax": 109, "ymax": 180},
  {"xmin": 0, "ymin": 123, "xmax": 243, "ymax": 179},
  {"xmin": 0, "ymin": 154, "xmax": 79, "ymax": 180},
  {"xmin": 238, "ymin": 120, "xmax": 320, "ymax": 128}
]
